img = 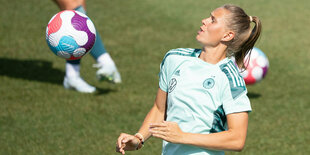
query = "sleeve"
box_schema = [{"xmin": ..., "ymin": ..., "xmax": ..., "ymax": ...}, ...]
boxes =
[
  {"xmin": 159, "ymin": 55, "xmax": 169, "ymax": 92},
  {"xmin": 159, "ymin": 48, "xmax": 188, "ymax": 92},
  {"xmin": 221, "ymin": 78, "xmax": 252, "ymax": 115}
]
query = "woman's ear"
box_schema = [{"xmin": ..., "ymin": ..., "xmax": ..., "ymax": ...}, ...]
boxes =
[{"xmin": 222, "ymin": 31, "xmax": 235, "ymax": 42}]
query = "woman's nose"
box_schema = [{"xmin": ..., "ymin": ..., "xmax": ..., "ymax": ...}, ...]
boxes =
[
  {"xmin": 202, "ymin": 18, "xmax": 209, "ymax": 25},
  {"xmin": 202, "ymin": 19, "xmax": 206, "ymax": 25}
]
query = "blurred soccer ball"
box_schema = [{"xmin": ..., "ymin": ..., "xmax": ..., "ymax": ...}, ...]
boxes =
[
  {"xmin": 239, "ymin": 47, "xmax": 269, "ymax": 85},
  {"xmin": 46, "ymin": 10, "xmax": 96, "ymax": 60}
]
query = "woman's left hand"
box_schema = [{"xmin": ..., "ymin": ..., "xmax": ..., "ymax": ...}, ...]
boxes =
[{"xmin": 149, "ymin": 121, "xmax": 185, "ymax": 144}]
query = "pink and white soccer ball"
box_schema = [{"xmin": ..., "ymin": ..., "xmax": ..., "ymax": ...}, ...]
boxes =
[
  {"xmin": 46, "ymin": 10, "xmax": 96, "ymax": 60},
  {"xmin": 240, "ymin": 47, "xmax": 269, "ymax": 85}
]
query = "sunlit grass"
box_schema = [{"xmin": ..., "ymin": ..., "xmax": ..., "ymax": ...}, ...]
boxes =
[{"xmin": 0, "ymin": 0, "xmax": 309, "ymax": 154}]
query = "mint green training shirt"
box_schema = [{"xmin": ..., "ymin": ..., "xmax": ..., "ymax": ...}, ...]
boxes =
[{"xmin": 158, "ymin": 48, "xmax": 252, "ymax": 155}]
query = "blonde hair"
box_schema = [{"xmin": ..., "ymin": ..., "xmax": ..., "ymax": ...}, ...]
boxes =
[{"xmin": 222, "ymin": 4, "xmax": 262, "ymax": 69}]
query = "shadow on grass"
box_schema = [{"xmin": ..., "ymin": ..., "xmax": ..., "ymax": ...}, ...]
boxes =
[
  {"xmin": 0, "ymin": 57, "xmax": 64, "ymax": 85},
  {"xmin": 0, "ymin": 57, "xmax": 115, "ymax": 95},
  {"xmin": 247, "ymin": 92, "xmax": 261, "ymax": 99},
  {"xmin": 95, "ymin": 87, "xmax": 117, "ymax": 95}
]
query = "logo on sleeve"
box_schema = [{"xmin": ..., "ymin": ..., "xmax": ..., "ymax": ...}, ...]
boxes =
[
  {"xmin": 168, "ymin": 78, "xmax": 177, "ymax": 93},
  {"xmin": 203, "ymin": 78, "xmax": 215, "ymax": 89}
]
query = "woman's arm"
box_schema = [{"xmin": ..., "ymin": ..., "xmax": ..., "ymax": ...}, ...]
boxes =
[
  {"xmin": 116, "ymin": 88, "xmax": 167, "ymax": 154},
  {"xmin": 149, "ymin": 112, "xmax": 249, "ymax": 152},
  {"xmin": 137, "ymin": 88, "xmax": 167, "ymax": 140}
]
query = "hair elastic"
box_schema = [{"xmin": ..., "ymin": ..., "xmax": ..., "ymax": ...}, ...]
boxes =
[{"xmin": 249, "ymin": 16, "xmax": 253, "ymax": 22}]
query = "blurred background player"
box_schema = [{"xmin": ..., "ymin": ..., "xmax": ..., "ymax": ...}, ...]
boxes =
[{"xmin": 52, "ymin": 0, "xmax": 121, "ymax": 93}]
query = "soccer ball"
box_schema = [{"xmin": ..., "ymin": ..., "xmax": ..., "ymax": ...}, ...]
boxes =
[
  {"xmin": 239, "ymin": 47, "xmax": 269, "ymax": 85},
  {"xmin": 46, "ymin": 10, "xmax": 96, "ymax": 60}
]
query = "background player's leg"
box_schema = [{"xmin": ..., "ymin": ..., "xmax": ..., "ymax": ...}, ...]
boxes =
[
  {"xmin": 64, "ymin": 59, "xmax": 96, "ymax": 93},
  {"xmin": 55, "ymin": 0, "xmax": 122, "ymax": 85},
  {"xmin": 53, "ymin": 0, "xmax": 95, "ymax": 93},
  {"xmin": 74, "ymin": 6, "xmax": 122, "ymax": 84},
  {"xmin": 53, "ymin": 0, "xmax": 85, "ymax": 10}
]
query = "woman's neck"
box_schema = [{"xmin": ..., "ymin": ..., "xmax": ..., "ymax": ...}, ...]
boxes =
[{"xmin": 199, "ymin": 46, "xmax": 227, "ymax": 64}]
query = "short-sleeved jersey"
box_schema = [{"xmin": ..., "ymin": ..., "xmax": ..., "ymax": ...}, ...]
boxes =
[{"xmin": 158, "ymin": 48, "xmax": 251, "ymax": 155}]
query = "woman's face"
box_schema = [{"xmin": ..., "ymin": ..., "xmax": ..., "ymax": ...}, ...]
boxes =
[{"xmin": 196, "ymin": 7, "xmax": 230, "ymax": 47}]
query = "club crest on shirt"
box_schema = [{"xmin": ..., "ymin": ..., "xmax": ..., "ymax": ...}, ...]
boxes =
[
  {"xmin": 203, "ymin": 78, "xmax": 215, "ymax": 89},
  {"xmin": 168, "ymin": 78, "xmax": 177, "ymax": 93}
]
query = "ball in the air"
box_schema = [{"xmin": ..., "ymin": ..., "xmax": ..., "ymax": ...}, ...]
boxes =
[
  {"xmin": 240, "ymin": 47, "xmax": 269, "ymax": 85},
  {"xmin": 46, "ymin": 10, "xmax": 96, "ymax": 60}
]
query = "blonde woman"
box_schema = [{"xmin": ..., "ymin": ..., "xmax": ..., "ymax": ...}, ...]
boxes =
[{"xmin": 117, "ymin": 4, "xmax": 261, "ymax": 155}]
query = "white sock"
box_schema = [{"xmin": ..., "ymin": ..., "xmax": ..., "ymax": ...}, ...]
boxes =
[
  {"xmin": 97, "ymin": 53, "xmax": 115, "ymax": 67},
  {"xmin": 66, "ymin": 63, "xmax": 80, "ymax": 78}
]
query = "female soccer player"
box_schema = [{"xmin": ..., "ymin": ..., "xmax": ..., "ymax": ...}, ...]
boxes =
[
  {"xmin": 116, "ymin": 4, "xmax": 261, "ymax": 155},
  {"xmin": 53, "ymin": 0, "xmax": 121, "ymax": 93}
]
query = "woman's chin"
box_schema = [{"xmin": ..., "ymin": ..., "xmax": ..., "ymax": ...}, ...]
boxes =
[
  {"xmin": 196, "ymin": 35, "xmax": 203, "ymax": 44},
  {"xmin": 196, "ymin": 35, "xmax": 200, "ymax": 41}
]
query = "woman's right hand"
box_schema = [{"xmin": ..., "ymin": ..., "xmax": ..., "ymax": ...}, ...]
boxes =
[{"xmin": 116, "ymin": 133, "xmax": 140, "ymax": 154}]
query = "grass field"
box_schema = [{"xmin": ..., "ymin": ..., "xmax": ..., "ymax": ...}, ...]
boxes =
[{"xmin": 1, "ymin": 0, "xmax": 309, "ymax": 154}]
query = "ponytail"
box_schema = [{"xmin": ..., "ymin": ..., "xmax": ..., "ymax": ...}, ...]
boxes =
[
  {"xmin": 222, "ymin": 4, "xmax": 262, "ymax": 69},
  {"xmin": 235, "ymin": 16, "xmax": 262, "ymax": 69}
]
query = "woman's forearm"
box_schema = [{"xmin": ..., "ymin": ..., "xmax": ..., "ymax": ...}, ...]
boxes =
[
  {"xmin": 181, "ymin": 129, "xmax": 246, "ymax": 151},
  {"xmin": 137, "ymin": 104, "xmax": 165, "ymax": 141},
  {"xmin": 137, "ymin": 88, "xmax": 167, "ymax": 141},
  {"xmin": 180, "ymin": 112, "xmax": 249, "ymax": 152}
]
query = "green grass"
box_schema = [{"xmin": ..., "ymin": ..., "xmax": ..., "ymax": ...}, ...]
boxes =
[{"xmin": 1, "ymin": 0, "xmax": 309, "ymax": 154}]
